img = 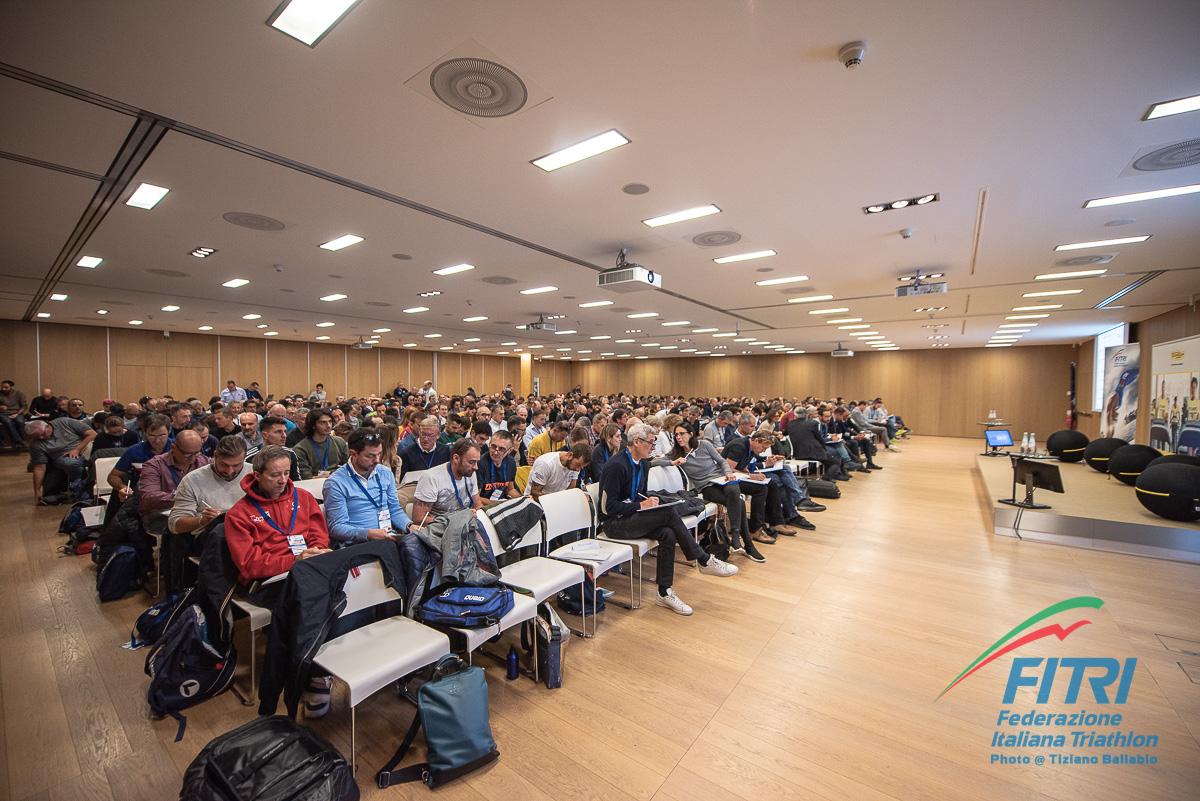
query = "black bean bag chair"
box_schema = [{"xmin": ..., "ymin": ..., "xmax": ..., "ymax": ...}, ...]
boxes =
[
  {"xmin": 1107, "ymin": 444, "xmax": 1161, "ymax": 486},
  {"xmin": 1083, "ymin": 437, "xmax": 1127, "ymax": 473},
  {"xmin": 1147, "ymin": 453, "xmax": 1200, "ymax": 470},
  {"xmin": 1046, "ymin": 430, "xmax": 1089, "ymax": 463},
  {"xmin": 1135, "ymin": 463, "xmax": 1200, "ymax": 522}
]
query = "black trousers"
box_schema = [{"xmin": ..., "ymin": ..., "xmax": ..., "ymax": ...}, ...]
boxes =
[
  {"xmin": 701, "ymin": 483, "xmax": 748, "ymax": 545},
  {"xmin": 603, "ymin": 505, "xmax": 706, "ymax": 589}
]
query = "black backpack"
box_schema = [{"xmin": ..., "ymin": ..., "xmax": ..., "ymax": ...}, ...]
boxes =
[
  {"xmin": 181, "ymin": 715, "xmax": 359, "ymax": 801},
  {"xmin": 96, "ymin": 544, "xmax": 144, "ymax": 601},
  {"xmin": 144, "ymin": 586, "xmax": 236, "ymax": 740}
]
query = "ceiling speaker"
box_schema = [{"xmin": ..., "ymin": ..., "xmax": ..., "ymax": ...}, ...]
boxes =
[
  {"xmin": 1054, "ymin": 254, "xmax": 1115, "ymax": 267},
  {"xmin": 222, "ymin": 211, "xmax": 286, "ymax": 231},
  {"xmin": 482, "ymin": 275, "xmax": 519, "ymax": 285},
  {"xmin": 430, "ymin": 57, "xmax": 527, "ymax": 117},
  {"xmin": 1132, "ymin": 138, "xmax": 1200, "ymax": 171},
  {"xmin": 691, "ymin": 230, "xmax": 742, "ymax": 247},
  {"xmin": 145, "ymin": 268, "xmax": 189, "ymax": 277}
]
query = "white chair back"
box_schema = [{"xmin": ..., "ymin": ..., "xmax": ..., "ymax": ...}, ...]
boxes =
[
  {"xmin": 94, "ymin": 456, "xmax": 121, "ymax": 497},
  {"xmin": 540, "ymin": 488, "xmax": 595, "ymax": 545},
  {"xmin": 340, "ymin": 559, "xmax": 401, "ymax": 617},
  {"xmin": 475, "ymin": 511, "xmax": 507, "ymax": 555},
  {"xmin": 647, "ymin": 465, "xmax": 686, "ymax": 494},
  {"xmin": 584, "ymin": 482, "xmax": 600, "ymax": 505},
  {"xmin": 294, "ymin": 476, "xmax": 327, "ymax": 498},
  {"xmin": 399, "ymin": 468, "xmax": 429, "ymax": 488}
]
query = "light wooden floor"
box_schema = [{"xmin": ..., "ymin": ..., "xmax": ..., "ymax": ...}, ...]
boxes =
[{"xmin": 1, "ymin": 437, "xmax": 1197, "ymax": 801}]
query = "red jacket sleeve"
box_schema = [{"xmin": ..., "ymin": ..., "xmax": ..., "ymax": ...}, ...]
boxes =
[{"xmin": 224, "ymin": 501, "xmax": 297, "ymax": 582}]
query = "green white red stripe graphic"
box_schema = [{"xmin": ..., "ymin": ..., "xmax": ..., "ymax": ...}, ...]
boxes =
[{"xmin": 935, "ymin": 596, "xmax": 1104, "ymax": 700}]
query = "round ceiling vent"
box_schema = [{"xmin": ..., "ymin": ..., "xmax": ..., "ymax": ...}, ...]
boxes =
[
  {"xmin": 691, "ymin": 230, "xmax": 742, "ymax": 248},
  {"xmin": 1132, "ymin": 138, "xmax": 1200, "ymax": 171},
  {"xmin": 481, "ymin": 275, "xmax": 518, "ymax": 285},
  {"xmin": 780, "ymin": 286, "xmax": 812, "ymax": 294},
  {"xmin": 1055, "ymin": 254, "xmax": 1114, "ymax": 267},
  {"xmin": 145, "ymin": 268, "xmax": 188, "ymax": 277},
  {"xmin": 622, "ymin": 183, "xmax": 650, "ymax": 195},
  {"xmin": 222, "ymin": 211, "xmax": 286, "ymax": 231},
  {"xmin": 430, "ymin": 58, "xmax": 527, "ymax": 118}
]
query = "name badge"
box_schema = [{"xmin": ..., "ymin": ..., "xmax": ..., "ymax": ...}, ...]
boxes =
[
  {"xmin": 377, "ymin": 508, "xmax": 392, "ymax": 530},
  {"xmin": 287, "ymin": 534, "xmax": 307, "ymax": 556}
]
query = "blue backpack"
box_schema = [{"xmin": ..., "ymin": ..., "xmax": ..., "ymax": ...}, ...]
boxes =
[
  {"xmin": 130, "ymin": 593, "xmax": 185, "ymax": 648},
  {"xmin": 96, "ymin": 544, "xmax": 143, "ymax": 602},
  {"xmin": 418, "ymin": 584, "xmax": 514, "ymax": 628}
]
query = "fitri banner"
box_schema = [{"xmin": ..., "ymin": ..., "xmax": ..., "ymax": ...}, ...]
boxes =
[{"xmin": 1100, "ymin": 344, "xmax": 1139, "ymax": 442}]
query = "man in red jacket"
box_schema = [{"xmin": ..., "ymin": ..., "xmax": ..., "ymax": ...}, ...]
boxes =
[{"xmin": 226, "ymin": 444, "xmax": 331, "ymax": 584}]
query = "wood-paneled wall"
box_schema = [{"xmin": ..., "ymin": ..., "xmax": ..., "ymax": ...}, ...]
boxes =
[
  {"xmin": 1131, "ymin": 303, "xmax": 1200, "ymax": 444},
  {"xmin": 0, "ymin": 322, "xmax": 519, "ymax": 408},
  {"xmin": 571, "ymin": 345, "xmax": 1081, "ymax": 439}
]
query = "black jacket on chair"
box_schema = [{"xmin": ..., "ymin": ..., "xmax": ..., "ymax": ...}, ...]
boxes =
[{"xmin": 786, "ymin": 418, "xmax": 830, "ymax": 462}]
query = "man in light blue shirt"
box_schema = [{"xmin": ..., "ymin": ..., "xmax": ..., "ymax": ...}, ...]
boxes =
[
  {"xmin": 220, "ymin": 379, "xmax": 247, "ymax": 404},
  {"xmin": 322, "ymin": 428, "xmax": 418, "ymax": 546}
]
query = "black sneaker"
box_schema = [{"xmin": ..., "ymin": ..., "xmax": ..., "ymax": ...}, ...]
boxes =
[
  {"xmin": 797, "ymin": 501, "xmax": 826, "ymax": 512},
  {"xmin": 786, "ymin": 515, "xmax": 816, "ymax": 531},
  {"xmin": 743, "ymin": 543, "xmax": 767, "ymax": 563},
  {"xmin": 867, "ymin": 463, "xmax": 883, "ymax": 470}
]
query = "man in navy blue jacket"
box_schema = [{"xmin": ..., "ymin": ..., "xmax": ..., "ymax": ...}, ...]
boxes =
[{"xmin": 598, "ymin": 423, "xmax": 737, "ymax": 616}]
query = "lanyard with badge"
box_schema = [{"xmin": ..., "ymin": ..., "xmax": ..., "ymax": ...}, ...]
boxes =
[
  {"xmin": 626, "ymin": 450, "xmax": 642, "ymax": 502},
  {"xmin": 348, "ymin": 465, "xmax": 392, "ymax": 530},
  {"xmin": 250, "ymin": 493, "xmax": 303, "ymax": 555},
  {"xmin": 488, "ymin": 456, "xmax": 509, "ymax": 501},
  {"xmin": 447, "ymin": 462, "xmax": 470, "ymax": 510}
]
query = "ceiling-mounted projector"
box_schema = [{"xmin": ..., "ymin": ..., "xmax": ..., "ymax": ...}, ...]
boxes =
[
  {"xmin": 895, "ymin": 271, "xmax": 947, "ymax": 297},
  {"xmin": 598, "ymin": 248, "xmax": 663, "ymax": 292},
  {"xmin": 831, "ymin": 342, "xmax": 855, "ymax": 358},
  {"xmin": 350, "ymin": 336, "xmax": 375, "ymax": 350},
  {"xmin": 521, "ymin": 314, "xmax": 557, "ymax": 332}
]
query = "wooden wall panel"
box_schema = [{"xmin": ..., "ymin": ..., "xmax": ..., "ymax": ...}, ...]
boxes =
[
  {"xmin": 503, "ymin": 357, "xmax": 520, "ymax": 394},
  {"xmin": 0, "ymin": 321, "xmax": 39, "ymax": 400},
  {"xmin": 164, "ymin": 332, "xmax": 217, "ymax": 402},
  {"xmin": 346, "ymin": 347, "xmax": 380, "ymax": 397},
  {"xmin": 462, "ymin": 354, "xmax": 484, "ymax": 395},
  {"xmin": 379, "ymin": 348, "xmax": 410, "ymax": 392},
  {"xmin": 266, "ymin": 340, "xmax": 307, "ymax": 400},
  {"xmin": 1131, "ymin": 304, "xmax": 1200, "ymax": 444},
  {"xmin": 109, "ymin": 328, "xmax": 167, "ymax": 403},
  {"xmin": 437, "ymin": 353, "xmax": 463, "ymax": 395},
  {"xmin": 481, "ymin": 355, "xmax": 502, "ymax": 394},
  {"xmin": 218, "ymin": 337, "xmax": 266, "ymax": 392},
  {"xmin": 37, "ymin": 324, "xmax": 108, "ymax": 408},
  {"xmin": 308, "ymin": 343, "xmax": 346, "ymax": 399},
  {"xmin": 410, "ymin": 351, "xmax": 434, "ymax": 392}
]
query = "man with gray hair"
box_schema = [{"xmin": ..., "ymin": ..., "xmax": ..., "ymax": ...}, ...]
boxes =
[
  {"xmin": 701, "ymin": 410, "xmax": 735, "ymax": 451},
  {"xmin": 25, "ymin": 416, "xmax": 96, "ymax": 504},
  {"xmin": 239, "ymin": 412, "xmax": 264, "ymax": 459}
]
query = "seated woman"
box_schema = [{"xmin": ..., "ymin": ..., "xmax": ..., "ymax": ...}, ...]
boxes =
[{"xmin": 660, "ymin": 424, "xmax": 766, "ymax": 563}]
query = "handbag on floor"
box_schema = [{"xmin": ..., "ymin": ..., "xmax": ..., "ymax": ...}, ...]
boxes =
[
  {"xmin": 377, "ymin": 655, "xmax": 499, "ymax": 789},
  {"xmin": 806, "ymin": 478, "xmax": 842, "ymax": 500}
]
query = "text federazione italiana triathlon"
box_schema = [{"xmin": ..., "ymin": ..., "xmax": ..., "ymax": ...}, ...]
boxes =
[{"xmin": 990, "ymin": 708, "xmax": 1159, "ymax": 765}]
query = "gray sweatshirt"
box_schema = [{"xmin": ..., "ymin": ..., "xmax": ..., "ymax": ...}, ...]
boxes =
[
  {"xmin": 654, "ymin": 439, "xmax": 730, "ymax": 491},
  {"xmin": 168, "ymin": 463, "xmax": 253, "ymax": 533}
]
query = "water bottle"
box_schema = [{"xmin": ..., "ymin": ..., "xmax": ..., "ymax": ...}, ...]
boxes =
[
  {"xmin": 1020, "ymin": 432, "xmax": 1029, "ymax": 454},
  {"xmin": 1029, "ymin": 432, "xmax": 1037, "ymax": 456},
  {"xmin": 988, "ymin": 409, "xmax": 997, "ymax": 420},
  {"xmin": 506, "ymin": 645, "xmax": 519, "ymax": 680}
]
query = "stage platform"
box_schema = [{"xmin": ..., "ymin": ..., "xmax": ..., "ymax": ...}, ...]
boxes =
[{"xmin": 975, "ymin": 453, "xmax": 1200, "ymax": 563}]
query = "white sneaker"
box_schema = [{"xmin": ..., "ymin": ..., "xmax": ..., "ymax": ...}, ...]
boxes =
[
  {"xmin": 303, "ymin": 676, "xmax": 332, "ymax": 719},
  {"xmin": 699, "ymin": 556, "xmax": 738, "ymax": 577},
  {"xmin": 886, "ymin": 444, "xmax": 901, "ymax": 452},
  {"xmin": 655, "ymin": 588, "xmax": 693, "ymax": 615}
]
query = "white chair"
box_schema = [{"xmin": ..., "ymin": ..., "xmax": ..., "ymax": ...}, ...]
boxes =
[
  {"xmin": 545, "ymin": 488, "xmax": 635, "ymax": 635},
  {"xmin": 312, "ymin": 560, "xmax": 452, "ymax": 773},
  {"xmin": 425, "ymin": 556, "xmax": 541, "ymax": 666},
  {"xmin": 589, "ymin": 482, "xmax": 656, "ymax": 608},
  {"xmin": 294, "ymin": 476, "xmax": 327, "ymax": 499},
  {"xmin": 228, "ymin": 571, "xmax": 287, "ymax": 706},
  {"xmin": 648, "ymin": 465, "xmax": 717, "ymax": 528},
  {"xmin": 93, "ymin": 455, "xmax": 120, "ymax": 500}
]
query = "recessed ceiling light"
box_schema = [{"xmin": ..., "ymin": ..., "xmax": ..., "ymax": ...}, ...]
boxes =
[
  {"xmin": 641, "ymin": 343, "xmax": 660, "ymax": 348},
  {"xmin": 198, "ymin": 325, "xmax": 213, "ymax": 331},
  {"xmin": 496, "ymin": 351, "xmax": 509, "ymax": 355},
  {"xmin": 708, "ymin": 353, "xmax": 725, "ymax": 358},
  {"xmin": 1012, "ymin": 304, "xmax": 1062, "ymax": 311},
  {"xmin": 434, "ymin": 263, "xmax": 475, "ymax": 276},
  {"xmin": 557, "ymin": 347, "xmax": 572, "ymax": 352},
  {"xmin": 858, "ymin": 336, "xmax": 886, "ymax": 341},
  {"xmin": 424, "ymin": 333, "xmax": 442, "ymax": 338},
  {"xmin": 713, "ymin": 250, "xmax": 777, "ymax": 264},
  {"xmin": 36, "ymin": 312, "xmax": 50, "ymax": 319},
  {"xmin": 369, "ymin": 334, "xmax": 381, "ymax": 340},
  {"xmin": 464, "ymin": 337, "xmax": 480, "ymax": 342},
  {"xmin": 850, "ymin": 331, "xmax": 881, "ymax": 336},
  {"xmin": 986, "ymin": 343, "xmax": 1012, "ymax": 348},
  {"xmin": 125, "ymin": 183, "xmax": 169, "ymax": 209},
  {"xmin": 257, "ymin": 324, "xmax": 269, "ymax": 329},
  {"xmin": 826, "ymin": 318, "xmax": 862, "ymax": 324},
  {"xmin": 877, "ymin": 347, "xmax": 901, "ymax": 351},
  {"xmin": 242, "ymin": 313, "xmax": 262, "ymax": 320},
  {"xmin": 1023, "ymin": 288, "xmax": 1083, "ymax": 297},
  {"xmin": 913, "ymin": 306, "xmax": 948, "ymax": 313},
  {"xmin": 577, "ymin": 350, "xmax": 592, "ymax": 354},
  {"xmin": 890, "ymin": 199, "xmax": 909, "ymax": 209},
  {"xmin": 128, "ymin": 320, "xmax": 143, "ymax": 325},
  {"xmin": 532, "ymin": 129, "xmax": 630, "ymax": 171},
  {"xmin": 808, "ymin": 307, "xmax": 850, "ymax": 315},
  {"xmin": 999, "ymin": 323, "xmax": 1037, "ymax": 328},
  {"xmin": 838, "ymin": 324, "xmax": 870, "ymax": 330},
  {"xmin": 692, "ymin": 328, "xmax": 718, "ymax": 334},
  {"xmin": 615, "ymin": 338, "xmax": 635, "ymax": 344},
  {"xmin": 268, "ymin": 0, "xmax": 360, "ymax": 46},
  {"xmin": 590, "ymin": 335, "xmax": 611, "ymax": 340},
  {"xmin": 636, "ymin": 355, "xmax": 651, "ymax": 359},
  {"xmin": 712, "ymin": 332, "xmax": 738, "ymax": 338},
  {"xmin": 747, "ymin": 341, "xmax": 769, "ymax": 346},
  {"xmin": 403, "ymin": 342, "xmax": 416, "ymax": 347},
  {"xmin": 160, "ymin": 305, "xmax": 180, "ymax": 312},
  {"xmin": 320, "ymin": 293, "xmax": 348, "ymax": 302},
  {"xmin": 732, "ymin": 337, "xmax": 755, "ymax": 342},
  {"xmin": 222, "ymin": 278, "xmax": 250, "ymax": 288},
  {"xmin": 418, "ymin": 290, "xmax": 442, "ymax": 298},
  {"xmin": 1084, "ymin": 183, "xmax": 1200, "ymax": 208},
  {"xmin": 191, "ymin": 247, "xmax": 217, "ymax": 258},
  {"xmin": 755, "ymin": 275, "xmax": 809, "ymax": 286},
  {"xmin": 627, "ymin": 312, "xmax": 658, "ymax": 318},
  {"xmin": 264, "ymin": 331, "xmax": 279, "ymax": 336},
  {"xmin": 315, "ymin": 321, "xmax": 335, "ymax": 328},
  {"xmin": 678, "ymin": 348, "xmax": 697, "ymax": 353},
  {"xmin": 501, "ymin": 341, "xmax": 517, "ymax": 346},
  {"xmin": 520, "ymin": 285, "xmax": 557, "ymax": 295},
  {"xmin": 49, "ymin": 293, "xmax": 68, "ymax": 301},
  {"xmin": 403, "ymin": 306, "xmax": 429, "ymax": 314},
  {"xmin": 554, "ymin": 329, "xmax": 577, "ymax": 335},
  {"xmin": 467, "ymin": 348, "xmax": 481, "ymax": 353},
  {"xmin": 660, "ymin": 345, "xmax": 679, "ymax": 350},
  {"xmin": 439, "ymin": 346, "xmax": 454, "ymax": 350},
  {"xmin": 928, "ymin": 335, "xmax": 949, "ymax": 340},
  {"xmin": 463, "ymin": 316, "xmax": 489, "ymax": 323},
  {"xmin": 915, "ymin": 194, "xmax": 937, "ymax": 205},
  {"xmin": 319, "ymin": 235, "xmax": 363, "ymax": 251},
  {"xmin": 661, "ymin": 320, "xmax": 691, "ymax": 327},
  {"xmin": 1145, "ymin": 93, "xmax": 1200, "ymax": 120},
  {"xmin": 315, "ymin": 335, "xmax": 331, "ymax": 340},
  {"xmin": 579, "ymin": 300, "xmax": 614, "ymax": 308},
  {"xmin": 527, "ymin": 344, "xmax": 544, "ymax": 349},
  {"xmin": 788, "ymin": 294, "xmax": 835, "ymax": 304},
  {"xmin": 643, "ymin": 204, "xmax": 721, "ymax": 228},
  {"xmin": 372, "ymin": 327, "xmax": 391, "ymax": 333},
  {"xmin": 1054, "ymin": 236, "xmax": 1150, "ymax": 251},
  {"xmin": 1006, "ymin": 314, "xmax": 1050, "ymax": 320},
  {"xmin": 1035, "ymin": 269, "xmax": 1108, "ymax": 280},
  {"xmin": 765, "ymin": 345, "xmax": 787, "ymax": 349},
  {"xmin": 96, "ymin": 309, "xmax": 108, "ymax": 315},
  {"xmin": 76, "ymin": 255, "xmax": 103, "ymax": 268}
]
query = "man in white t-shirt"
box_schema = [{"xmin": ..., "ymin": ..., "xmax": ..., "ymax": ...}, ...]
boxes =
[
  {"xmin": 525, "ymin": 443, "xmax": 591, "ymax": 501},
  {"xmin": 412, "ymin": 439, "xmax": 481, "ymax": 521}
]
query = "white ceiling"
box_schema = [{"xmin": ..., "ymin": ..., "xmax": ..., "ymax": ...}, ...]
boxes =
[{"xmin": 1, "ymin": 0, "xmax": 1198, "ymax": 359}]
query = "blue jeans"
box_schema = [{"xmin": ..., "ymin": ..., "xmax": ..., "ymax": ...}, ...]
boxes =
[
  {"xmin": 772, "ymin": 468, "xmax": 809, "ymax": 506},
  {"xmin": 0, "ymin": 414, "xmax": 23, "ymax": 446}
]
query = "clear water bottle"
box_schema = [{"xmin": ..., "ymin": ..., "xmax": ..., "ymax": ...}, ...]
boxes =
[
  {"xmin": 1020, "ymin": 432, "xmax": 1029, "ymax": 454},
  {"xmin": 1029, "ymin": 432, "xmax": 1037, "ymax": 456},
  {"xmin": 988, "ymin": 409, "xmax": 997, "ymax": 420}
]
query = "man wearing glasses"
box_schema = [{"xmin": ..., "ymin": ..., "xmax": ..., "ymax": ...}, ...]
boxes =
[
  {"xmin": 598, "ymin": 422, "xmax": 737, "ymax": 617},
  {"xmin": 322, "ymin": 428, "xmax": 420, "ymax": 547},
  {"xmin": 477, "ymin": 431, "xmax": 520, "ymax": 507},
  {"xmin": 139, "ymin": 430, "xmax": 210, "ymax": 593}
]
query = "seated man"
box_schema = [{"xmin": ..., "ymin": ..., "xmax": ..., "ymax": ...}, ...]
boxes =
[
  {"xmin": 600, "ymin": 423, "xmax": 736, "ymax": 616},
  {"xmin": 239, "ymin": 412, "xmax": 264, "ymax": 460},
  {"xmin": 26, "ymin": 416, "xmax": 97, "ymax": 504},
  {"xmin": 412, "ymin": 438, "xmax": 481, "ymax": 522},
  {"xmin": 469, "ymin": 420, "xmax": 492, "ymax": 450},
  {"xmin": 167, "ymin": 435, "xmax": 252, "ymax": 586},
  {"xmin": 210, "ymin": 407, "xmax": 240, "ymax": 439},
  {"xmin": 701, "ymin": 410, "xmax": 735, "ymax": 451},
  {"xmin": 526, "ymin": 442, "xmax": 591, "ymax": 501},
  {"xmin": 849, "ymin": 401, "xmax": 896, "ymax": 452},
  {"xmin": 191, "ymin": 418, "xmax": 220, "ymax": 457},
  {"xmin": 108, "ymin": 414, "xmax": 172, "ymax": 502},
  {"xmin": 140, "ymin": 430, "xmax": 211, "ymax": 592},
  {"xmin": 294, "ymin": 408, "xmax": 349, "ymax": 479},
  {"xmin": 723, "ymin": 432, "xmax": 808, "ymax": 543},
  {"xmin": 477, "ymin": 430, "xmax": 520, "ymax": 507},
  {"xmin": 397, "ymin": 415, "xmax": 450, "ymax": 483},
  {"xmin": 786, "ymin": 411, "xmax": 849, "ymax": 481},
  {"xmin": 220, "ymin": 379, "xmax": 247, "ymax": 405},
  {"xmin": 0, "ymin": 379, "xmax": 28, "ymax": 449},
  {"xmin": 833, "ymin": 406, "xmax": 882, "ymax": 469},
  {"xmin": 322, "ymin": 428, "xmax": 419, "ymax": 546},
  {"xmin": 817, "ymin": 407, "xmax": 860, "ymax": 475},
  {"xmin": 487, "ymin": 404, "xmax": 508, "ymax": 434},
  {"xmin": 28, "ymin": 387, "xmax": 59, "ymax": 420},
  {"xmin": 523, "ymin": 410, "xmax": 548, "ymax": 447},
  {"xmin": 438, "ymin": 413, "xmax": 467, "ymax": 445},
  {"xmin": 526, "ymin": 419, "xmax": 571, "ymax": 464},
  {"xmin": 260, "ymin": 415, "xmax": 300, "ymax": 480},
  {"xmin": 94, "ymin": 413, "xmax": 138, "ymax": 450}
]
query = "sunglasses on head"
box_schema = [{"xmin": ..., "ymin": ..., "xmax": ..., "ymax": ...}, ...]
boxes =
[{"xmin": 359, "ymin": 433, "xmax": 381, "ymax": 445}]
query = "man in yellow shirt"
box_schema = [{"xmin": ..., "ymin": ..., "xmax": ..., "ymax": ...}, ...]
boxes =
[{"xmin": 515, "ymin": 420, "xmax": 570, "ymax": 493}]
